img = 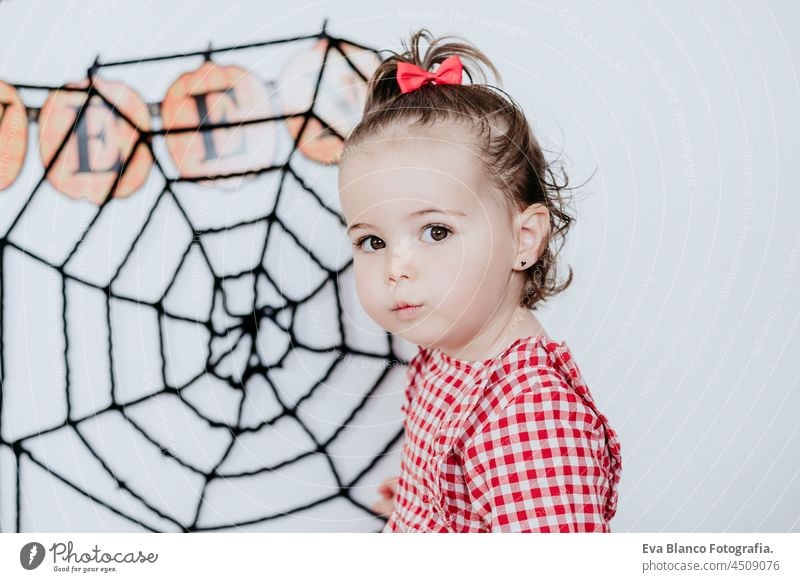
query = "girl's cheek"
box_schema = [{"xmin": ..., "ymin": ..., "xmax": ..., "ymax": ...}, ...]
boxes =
[
  {"xmin": 440, "ymin": 241, "xmax": 472, "ymax": 276},
  {"xmin": 352, "ymin": 261, "xmax": 374, "ymax": 301}
]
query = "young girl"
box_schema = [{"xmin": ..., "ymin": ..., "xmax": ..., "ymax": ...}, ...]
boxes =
[{"xmin": 338, "ymin": 29, "xmax": 622, "ymax": 532}]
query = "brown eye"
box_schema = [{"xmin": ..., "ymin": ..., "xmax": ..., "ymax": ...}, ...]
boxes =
[
  {"xmin": 422, "ymin": 224, "xmax": 452, "ymax": 243},
  {"xmin": 355, "ymin": 235, "xmax": 385, "ymax": 254}
]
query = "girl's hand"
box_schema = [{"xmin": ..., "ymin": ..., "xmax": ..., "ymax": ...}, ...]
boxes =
[{"xmin": 372, "ymin": 475, "xmax": 399, "ymax": 516}]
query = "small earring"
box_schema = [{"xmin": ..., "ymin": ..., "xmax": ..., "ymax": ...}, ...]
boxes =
[{"xmin": 520, "ymin": 260, "xmax": 526, "ymax": 267}]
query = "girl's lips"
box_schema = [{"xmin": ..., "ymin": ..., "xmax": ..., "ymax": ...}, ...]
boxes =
[{"xmin": 393, "ymin": 304, "xmax": 423, "ymax": 319}]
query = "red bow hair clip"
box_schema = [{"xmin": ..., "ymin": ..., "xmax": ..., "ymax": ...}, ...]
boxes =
[{"xmin": 396, "ymin": 55, "xmax": 464, "ymax": 94}]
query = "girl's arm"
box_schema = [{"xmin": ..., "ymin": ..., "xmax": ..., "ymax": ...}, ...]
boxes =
[{"xmin": 461, "ymin": 383, "xmax": 617, "ymax": 533}]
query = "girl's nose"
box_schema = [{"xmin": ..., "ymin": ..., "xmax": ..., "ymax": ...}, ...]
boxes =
[{"xmin": 387, "ymin": 242, "xmax": 415, "ymax": 284}]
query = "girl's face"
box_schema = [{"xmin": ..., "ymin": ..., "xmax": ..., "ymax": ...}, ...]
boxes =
[{"xmin": 338, "ymin": 123, "xmax": 522, "ymax": 351}]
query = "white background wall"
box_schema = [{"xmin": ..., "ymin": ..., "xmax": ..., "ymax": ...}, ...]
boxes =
[{"xmin": 0, "ymin": 0, "xmax": 798, "ymax": 532}]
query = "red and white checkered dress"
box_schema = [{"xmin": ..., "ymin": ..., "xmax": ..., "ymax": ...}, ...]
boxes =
[{"xmin": 383, "ymin": 334, "xmax": 622, "ymax": 533}]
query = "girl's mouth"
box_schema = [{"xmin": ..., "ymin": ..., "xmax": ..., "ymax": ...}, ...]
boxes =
[{"xmin": 393, "ymin": 304, "xmax": 423, "ymax": 319}]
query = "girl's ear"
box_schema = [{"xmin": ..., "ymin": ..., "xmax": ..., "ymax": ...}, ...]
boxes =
[{"xmin": 514, "ymin": 203, "xmax": 550, "ymax": 269}]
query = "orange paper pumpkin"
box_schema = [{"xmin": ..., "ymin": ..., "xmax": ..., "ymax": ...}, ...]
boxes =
[
  {"xmin": 279, "ymin": 39, "xmax": 380, "ymax": 165},
  {"xmin": 161, "ymin": 61, "xmax": 276, "ymax": 186},
  {"xmin": 0, "ymin": 80, "xmax": 28, "ymax": 191},
  {"xmin": 38, "ymin": 77, "xmax": 153, "ymax": 203}
]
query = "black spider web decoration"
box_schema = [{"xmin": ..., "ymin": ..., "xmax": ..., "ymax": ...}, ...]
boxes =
[{"xmin": 0, "ymin": 20, "xmax": 410, "ymax": 532}]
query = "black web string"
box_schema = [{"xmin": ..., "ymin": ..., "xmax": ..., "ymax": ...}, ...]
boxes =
[{"xmin": 0, "ymin": 19, "xmax": 407, "ymax": 532}]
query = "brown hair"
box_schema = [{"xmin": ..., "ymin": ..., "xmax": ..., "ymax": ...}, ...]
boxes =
[{"xmin": 341, "ymin": 28, "xmax": 576, "ymax": 310}]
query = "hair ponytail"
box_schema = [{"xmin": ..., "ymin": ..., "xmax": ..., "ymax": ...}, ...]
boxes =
[{"xmin": 362, "ymin": 29, "xmax": 501, "ymax": 114}]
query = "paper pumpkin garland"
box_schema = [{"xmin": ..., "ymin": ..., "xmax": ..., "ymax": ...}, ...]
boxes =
[{"xmin": 1, "ymin": 37, "xmax": 377, "ymax": 199}]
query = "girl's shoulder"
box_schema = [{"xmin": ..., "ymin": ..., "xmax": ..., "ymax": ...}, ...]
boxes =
[
  {"xmin": 450, "ymin": 334, "xmax": 616, "ymax": 446},
  {"xmin": 476, "ymin": 334, "xmax": 578, "ymax": 402},
  {"xmin": 401, "ymin": 334, "xmax": 606, "ymax": 433}
]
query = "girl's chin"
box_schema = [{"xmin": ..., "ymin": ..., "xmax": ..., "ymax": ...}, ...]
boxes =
[{"xmin": 391, "ymin": 327, "xmax": 452, "ymax": 349}]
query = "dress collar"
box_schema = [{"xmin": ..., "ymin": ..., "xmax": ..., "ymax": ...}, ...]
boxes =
[{"xmin": 429, "ymin": 333, "xmax": 552, "ymax": 374}]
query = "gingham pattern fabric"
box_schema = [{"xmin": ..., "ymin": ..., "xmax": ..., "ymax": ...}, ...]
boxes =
[{"xmin": 383, "ymin": 334, "xmax": 622, "ymax": 533}]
